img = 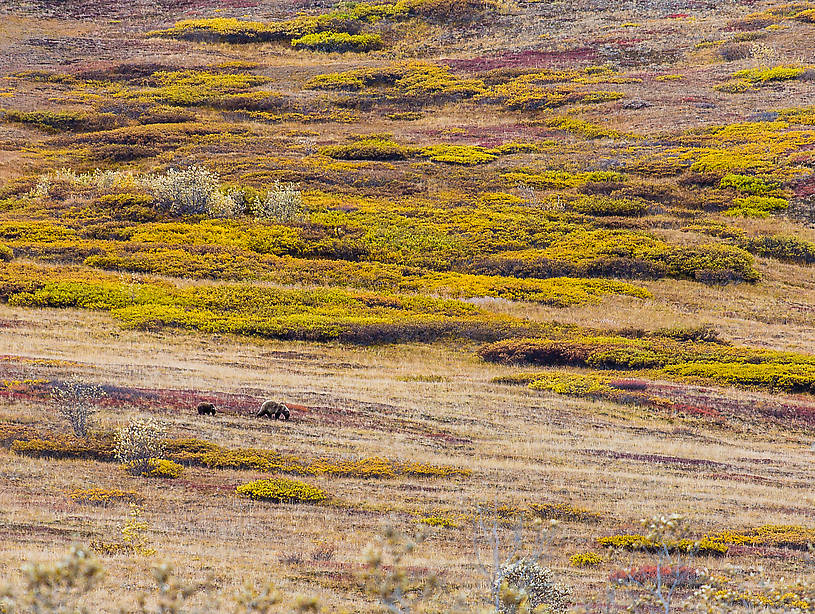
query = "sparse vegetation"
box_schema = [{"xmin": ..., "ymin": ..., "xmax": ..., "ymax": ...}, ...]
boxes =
[{"xmin": 2, "ymin": 0, "xmax": 815, "ymax": 610}]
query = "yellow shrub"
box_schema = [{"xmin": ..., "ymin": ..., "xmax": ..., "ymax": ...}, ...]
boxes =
[
  {"xmin": 236, "ymin": 477, "xmax": 327, "ymax": 503},
  {"xmin": 69, "ymin": 488, "xmax": 143, "ymax": 506},
  {"xmin": 569, "ymin": 552, "xmax": 603, "ymax": 567},
  {"xmin": 139, "ymin": 458, "xmax": 183, "ymax": 479},
  {"xmin": 419, "ymin": 515, "xmax": 460, "ymax": 528}
]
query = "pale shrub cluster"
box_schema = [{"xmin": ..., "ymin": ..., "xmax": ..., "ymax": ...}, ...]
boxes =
[
  {"xmin": 494, "ymin": 558, "xmax": 570, "ymax": 614},
  {"xmin": 250, "ymin": 181, "xmax": 305, "ymax": 222},
  {"xmin": 29, "ymin": 165, "xmax": 304, "ymax": 220},
  {"xmin": 1, "ymin": 546, "xmax": 103, "ymax": 614},
  {"xmin": 143, "ymin": 165, "xmax": 239, "ymax": 216},
  {"xmin": 114, "ymin": 417, "xmax": 166, "ymax": 476}
]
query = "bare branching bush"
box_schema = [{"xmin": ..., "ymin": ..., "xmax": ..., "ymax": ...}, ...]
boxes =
[
  {"xmin": 51, "ymin": 379, "xmax": 105, "ymax": 438},
  {"xmin": 251, "ymin": 182, "xmax": 305, "ymax": 222},
  {"xmin": 612, "ymin": 514, "xmax": 707, "ymax": 614},
  {"xmin": 115, "ymin": 417, "xmax": 166, "ymax": 476},
  {"xmin": 364, "ymin": 526, "xmax": 443, "ymax": 613},
  {"xmin": 2, "ymin": 547, "xmax": 315, "ymax": 614}
]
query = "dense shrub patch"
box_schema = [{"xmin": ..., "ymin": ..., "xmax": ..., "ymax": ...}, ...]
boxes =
[
  {"xmin": 596, "ymin": 534, "xmax": 728, "ymax": 556},
  {"xmin": 69, "ymin": 488, "xmax": 143, "ymax": 505},
  {"xmin": 660, "ymin": 362, "xmax": 815, "ymax": 393},
  {"xmin": 684, "ymin": 221, "xmax": 815, "ymax": 265},
  {"xmin": 705, "ymin": 525, "xmax": 815, "ymax": 550},
  {"xmin": 481, "ymin": 327, "xmax": 815, "ymax": 395},
  {"xmin": 236, "ymin": 477, "xmax": 328, "ymax": 503},
  {"xmin": 0, "ymin": 262, "xmax": 540, "ymax": 344},
  {"xmin": 570, "ymin": 552, "xmax": 603, "ymax": 567},
  {"xmin": 291, "ymin": 32, "xmax": 384, "ymax": 52}
]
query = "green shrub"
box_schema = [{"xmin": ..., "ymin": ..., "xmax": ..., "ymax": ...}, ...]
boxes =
[
  {"xmin": 653, "ymin": 244, "xmax": 759, "ymax": 283},
  {"xmin": 597, "ymin": 534, "xmax": 728, "ymax": 556},
  {"xmin": 0, "ymin": 109, "xmax": 118, "ymax": 133},
  {"xmin": 725, "ymin": 195, "xmax": 789, "ymax": 217},
  {"xmin": 320, "ymin": 137, "xmax": 413, "ymax": 160},
  {"xmin": 659, "ymin": 362, "xmax": 815, "ymax": 393},
  {"xmin": 570, "ymin": 196, "xmax": 648, "ymax": 216},
  {"xmin": 733, "ymin": 65, "xmax": 808, "ymax": 83},
  {"xmin": 10, "ymin": 435, "xmax": 115, "ymax": 461},
  {"xmin": 418, "ymin": 145, "xmax": 497, "ymax": 165},
  {"xmin": 719, "ymin": 173, "xmax": 782, "ymax": 196},
  {"xmin": 744, "ymin": 234, "xmax": 815, "ymax": 264},
  {"xmin": 291, "ymin": 31, "xmax": 384, "ymax": 52},
  {"xmin": 419, "ymin": 515, "xmax": 460, "ymax": 528},
  {"xmin": 236, "ymin": 477, "xmax": 328, "ymax": 503}
]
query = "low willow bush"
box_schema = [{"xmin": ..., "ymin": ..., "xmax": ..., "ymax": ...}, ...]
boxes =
[
  {"xmin": 236, "ymin": 477, "xmax": 328, "ymax": 503},
  {"xmin": 291, "ymin": 31, "xmax": 384, "ymax": 52},
  {"xmin": 139, "ymin": 458, "xmax": 184, "ymax": 478},
  {"xmin": 0, "ymin": 262, "xmax": 541, "ymax": 344},
  {"xmin": 704, "ymin": 524, "xmax": 815, "ymax": 550},
  {"xmin": 569, "ymin": 552, "xmax": 603, "ymax": 567},
  {"xmin": 69, "ymin": 488, "xmax": 143, "ymax": 506},
  {"xmin": 10, "ymin": 435, "xmax": 115, "ymax": 461},
  {"xmin": 320, "ymin": 137, "xmax": 413, "ymax": 160},
  {"xmin": 659, "ymin": 361, "xmax": 815, "ymax": 393},
  {"xmin": 0, "ymin": 109, "xmax": 118, "ymax": 133}
]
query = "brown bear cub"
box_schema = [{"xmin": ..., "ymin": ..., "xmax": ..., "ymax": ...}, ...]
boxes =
[{"xmin": 197, "ymin": 402, "xmax": 216, "ymax": 416}]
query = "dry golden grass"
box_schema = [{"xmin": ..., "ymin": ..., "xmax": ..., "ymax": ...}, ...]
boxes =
[{"xmin": 1, "ymin": 302, "xmax": 815, "ymax": 611}]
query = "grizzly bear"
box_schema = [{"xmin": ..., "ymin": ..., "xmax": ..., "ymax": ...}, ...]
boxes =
[
  {"xmin": 197, "ymin": 402, "xmax": 216, "ymax": 416},
  {"xmin": 256, "ymin": 400, "xmax": 290, "ymax": 421}
]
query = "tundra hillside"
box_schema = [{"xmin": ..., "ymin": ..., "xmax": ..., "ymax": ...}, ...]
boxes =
[{"xmin": 1, "ymin": 0, "xmax": 815, "ymax": 612}]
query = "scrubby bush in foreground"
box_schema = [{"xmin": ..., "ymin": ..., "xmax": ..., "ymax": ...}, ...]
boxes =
[{"xmin": 495, "ymin": 558, "xmax": 570, "ymax": 614}]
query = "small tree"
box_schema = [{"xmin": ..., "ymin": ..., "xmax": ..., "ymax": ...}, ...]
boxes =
[
  {"xmin": 115, "ymin": 417, "xmax": 166, "ymax": 476},
  {"xmin": 51, "ymin": 379, "xmax": 105, "ymax": 438},
  {"xmin": 363, "ymin": 526, "xmax": 443, "ymax": 613}
]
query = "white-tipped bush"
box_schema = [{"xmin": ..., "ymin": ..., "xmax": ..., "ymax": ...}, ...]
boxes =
[
  {"xmin": 115, "ymin": 417, "xmax": 167, "ymax": 476},
  {"xmin": 494, "ymin": 558, "xmax": 570, "ymax": 614},
  {"xmin": 147, "ymin": 165, "xmax": 223, "ymax": 215},
  {"xmin": 251, "ymin": 181, "xmax": 305, "ymax": 222}
]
